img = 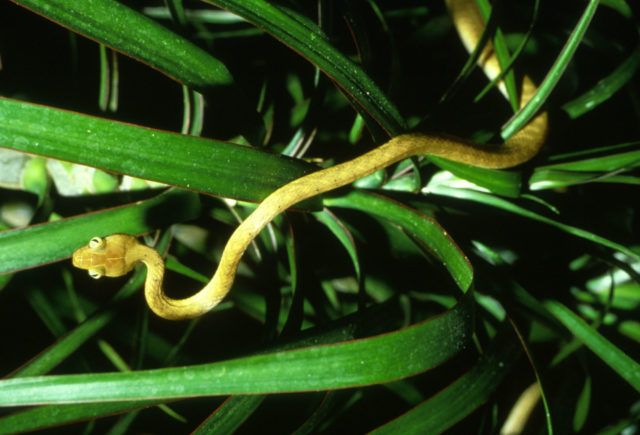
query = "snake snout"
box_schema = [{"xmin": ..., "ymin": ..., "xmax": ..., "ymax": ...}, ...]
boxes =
[{"xmin": 72, "ymin": 247, "xmax": 89, "ymax": 269}]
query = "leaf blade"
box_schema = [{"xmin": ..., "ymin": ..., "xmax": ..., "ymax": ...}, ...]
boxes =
[
  {"xmin": 0, "ymin": 98, "xmax": 315, "ymax": 204},
  {"xmin": 545, "ymin": 301, "xmax": 640, "ymax": 393},
  {"xmin": 0, "ymin": 189, "xmax": 198, "ymax": 274},
  {"xmin": 0, "ymin": 295, "xmax": 474, "ymax": 405}
]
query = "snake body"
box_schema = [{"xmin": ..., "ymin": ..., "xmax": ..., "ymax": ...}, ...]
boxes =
[{"xmin": 72, "ymin": 0, "xmax": 548, "ymax": 320}]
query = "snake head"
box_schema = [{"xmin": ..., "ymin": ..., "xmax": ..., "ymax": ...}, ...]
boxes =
[{"xmin": 72, "ymin": 234, "xmax": 138, "ymax": 279}]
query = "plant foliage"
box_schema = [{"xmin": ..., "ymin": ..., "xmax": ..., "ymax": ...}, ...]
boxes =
[{"xmin": 0, "ymin": 0, "xmax": 639, "ymax": 433}]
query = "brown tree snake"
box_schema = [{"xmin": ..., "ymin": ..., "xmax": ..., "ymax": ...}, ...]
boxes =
[{"xmin": 73, "ymin": 0, "xmax": 549, "ymax": 320}]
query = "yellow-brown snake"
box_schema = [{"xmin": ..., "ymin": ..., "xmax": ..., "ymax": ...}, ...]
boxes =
[{"xmin": 72, "ymin": 0, "xmax": 548, "ymax": 320}]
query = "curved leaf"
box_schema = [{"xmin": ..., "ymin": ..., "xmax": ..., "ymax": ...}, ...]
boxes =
[
  {"xmin": 563, "ymin": 43, "xmax": 640, "ymax": 119},
  {"xmin": 324, "ymin": 191, "xmax": 473, "ymax": 292},
  {"xmin": 193, "ymin": 395, "xmax": 266, "ymax": 434},
  {"xmin": 0, "ymin": 294, "xmax": 474, "ymax": 405},
  {"xmin": 545, "ymin": 301, "xmax": 640, "ymax": 393},
  {"xmin": 501, "ymin": 0, "xmax": 599, "ymax": 139},
  {"xmin": 0, "ymin": 189, "xmax": 198, "ymax": 274},
  {"xmin": 10, "ymin": 0, "xmax": 266, "ymax": 143},
  {"xmin": 0, "ymin": 400, "xmax": 167, "ymax": 435},
  {"xmin": 373, "ymin": 329, "xmax": 521, "ymax": 434},
  {"xmin": 205, "ymin": 0, "xmax": 406, "ymax": 135},
  {"xmin": 0, "ymin": 98, "xmax": 316, "ymax": 204},
  {"xmin": 427, "ymin": 182, "xmax": 640, "ymax": 262},
  {"xmin": 12, "ymin": 0, "xmax": 232, "ymax": 90}
]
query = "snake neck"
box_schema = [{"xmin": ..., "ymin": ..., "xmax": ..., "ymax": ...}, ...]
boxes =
[
  {"xmin": 129, "ymin": 244, "xmax": 171, "ymax": 318},
  {"xmin": 133, "ymin": 242, "xmax": 226, "ymax": 320}
]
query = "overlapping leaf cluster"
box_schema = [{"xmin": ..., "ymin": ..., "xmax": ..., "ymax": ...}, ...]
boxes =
[{"xmin": 0, "ymin": 0, "xmax": 638, "ymax": 433}]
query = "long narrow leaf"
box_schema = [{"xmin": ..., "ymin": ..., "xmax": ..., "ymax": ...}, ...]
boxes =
[
  {"xmin": 373, "ymin": 329, "xmax": 521, "ymax": 434},
  {"xmin": 0, "ymin": 98, "xmax": 315, "ymax": 203},
  {"xmin": 205, "ymin": 0, "xmax": 406, "ymax": 135},
  {"xmin": 0, "ymin": 189, "xmax": 199, "ymax": 274},
  {"xmin": 324, "ymin": 191, "xmax": 473, "ymax": 292},
  {"xmin": 10, "ymin": 270, "xmax": 147, "ymax": 378},
  {"xmin": 0, "ymin": 400, "xmax": 168, "ymax": 435},
  {"xmin": 10, "ymin": 0, "xmax": 265, "ymax": 144},
  {"xmin": 501, "ymin": 0, "xmax": 600, "ymax": 139},
  {"xmin": 428, "ymin": 183, "xmax": 640, "ymax": 262},
  {"xmin": 12, "ymin": 0, "xmax": 232, "ymax": 90},
  {"xmin": 545, "ymin": 301, "xmax": 640, "ymax": 393},
  {"xmin": 193, "ymin": 395, "xmax": 266, "ymax": 434},
  {"xmin": 0, "ymin": 294, "xmax": 473, "ymax": 405},
  {"xmin": 562, "ymin": 42, "xmax": 640, "ymax": 119}
]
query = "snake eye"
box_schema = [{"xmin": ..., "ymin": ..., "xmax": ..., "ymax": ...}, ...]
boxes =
[
  {"xmin": 88, "ymin": 270, "xmax": 102, "ymax": 279},
  {"xmin": 89, "ymin": 237, "xmax": 104, "ymax": 249}
]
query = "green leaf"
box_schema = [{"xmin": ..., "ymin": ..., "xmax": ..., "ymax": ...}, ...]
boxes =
[
  {"xmin": 0, "ymin": 294, "xmax": 474, "ymax": 405},
  {"xmin": 313, "ymin": 209, "xmax": 361, "ymax": 283},
  {"xmin": 475, "ymin": 0, "xmax": 519, "ymax": 109},
  {"xmin": 204, "ymin": 0, "xmax": 406, "ymax": 135},
  {"xmin": 474, "ymin": 0, "xmax": 541, "ymax": 107},
  {"xmin": 427, "ymin": 157, "xmax": 522, "ymax": 197},
  {"xmin": 428, "ymin": 182, "xmax": 640, "ymax": 262},
  {"xmin": 0, "ymin": 400, "xmax": 168, "ymax": 435},
  {"xmin": 600, "ymin": 0, "xmax": 632, "ymax": 17},
  {"xmin": 193, "ymin": 395, "xmax": 266, "ymax": 434},
  {"xmin": 531, "ymin": 143, "xmax": 640, "ymax": 189},
  {"xmin": 0, "ymin": 189, "xmax": 199, "ymax": 274},
  {"xmin": 0, "ymin": 98, "xmax": 316, "ymax": 205},
  {"xmin": 372, "ymin": 328, "xmax": 521, "ymax": 434},
  {"xmin": 501, "ymin": 0, "xmax": 600, "ymax": 139},
  {"xmin": 16, "ymin": 233, "xmax": 172, "ymax": 380},
  {"xmin": 573, "ymin": 375, "xmax": 591, "ymax": 431},
  {"xmin": 619, "ymin": 320, "xmax": 640, "ymax": 343},
  {"xmin": 10, "ymin": 0, "xmax": 265, "ymax": 143},
  {"xmin": 2, "ymin": 300, "xmax": 405, "ymax": 432},
  {"xmin": 21, "ymin": 157, "xmax": 49, "ymax": 204},
  {"xmin": 1, "ymin": 1, "xmax": 638, "ymax": 432},
  {"xmin": 12, "ymin": 272, "xmax": 146, "ymax": 378},
  {"xmin": 545, "ymin": 300, "xmax": 640, "ymax": 393},
  {"xmin": 563, "ymin": 43, "xmax": 640, "ymax": 118},
  {"xmin": 13, "ymin": 0, "xmax": 232, "ymax": 90},
  {"xmin": 324, "ymin": 191, "xmax": 473, "ymax": 292},
  {"xmin": 539, "ymin": 148, "xmax": 640, "ymax": 172}
]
